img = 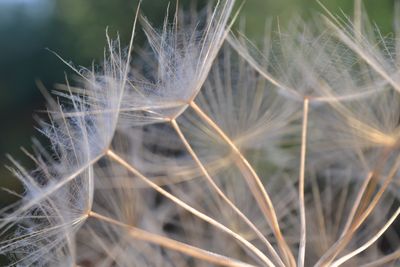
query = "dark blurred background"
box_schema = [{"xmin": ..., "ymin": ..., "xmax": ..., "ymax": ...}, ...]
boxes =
[{"xmin": 0, "ymin": 0, "xmax": 394, "ymax": 210}]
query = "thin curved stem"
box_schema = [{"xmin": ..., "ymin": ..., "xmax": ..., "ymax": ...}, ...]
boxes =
[
  {"xmin": 331, "ymin": 206, "xmax": 400, "ymax": 267},
  {"xmin": 88, "ymin": 211, "xmax": 254, "ymax": 267},
  {"xmin": 298, "ymin": 98, "xmax": 309, "ymax": 267},
  {"xmin": 189, "ymin": 101, "xmax": 295, "ymax": 267},
  {"xmin": 340, "ymin": 172, "xmax": 373, "ymax": 238},
  {"xmin": 106, "ymin": 149, "xmax": 273, "ymax": 266},
  {"xmin": 171, "ymin": 119, "xmax": 284, "ymax": 267},
  {"xmin": 316, "ymin": 152, "xmax": 400, "ymax": 266},
  {"xmin": 360, "ymin": 249, "xmax": 400, "ymax": 267}
]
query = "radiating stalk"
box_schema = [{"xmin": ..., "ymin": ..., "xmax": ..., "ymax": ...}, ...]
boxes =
[
  {"xmin": 189, "ymin": 101, "xmax": 295, "ymax": 266},
  {"xmin": 331, "ymin": 206, "xmax": 400, "ymax": 267},
  {"xmin": 88, "ymin": 211, "xmax": 254, "ymax": 267},
  {"xmin": 106, "ymin": 149, "xmax": 273, "ymax": 266},
  {"xmin": 171, "ymin": 119, "xmax": 284, "ymax": 267},
  {"xmin": 316, "ymin": 152, "xmax": 400, "ymax": 266},
  {"xmin": 298, "ymin": 98, "xmax": 309, "ymax": 267}
]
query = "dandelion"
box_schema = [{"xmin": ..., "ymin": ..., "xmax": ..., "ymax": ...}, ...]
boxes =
[{"xmin": 1, "ymin": 0, "xmax": 400, "ymax": 266}]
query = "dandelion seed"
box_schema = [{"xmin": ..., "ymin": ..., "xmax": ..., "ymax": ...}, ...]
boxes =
[{"xmin": 2, "ymin": 0, "xmax": 400, "ymax": 266}]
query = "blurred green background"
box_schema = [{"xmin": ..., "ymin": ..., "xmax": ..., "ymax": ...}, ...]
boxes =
[{"xmin": 0, "ymin": 0, "xmax": 394, "ymax": 209}]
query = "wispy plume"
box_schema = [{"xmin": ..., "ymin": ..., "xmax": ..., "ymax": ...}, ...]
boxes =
[{"xmin": 1, "ymin": 0, "xmax": 400, "ymax": 266}]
